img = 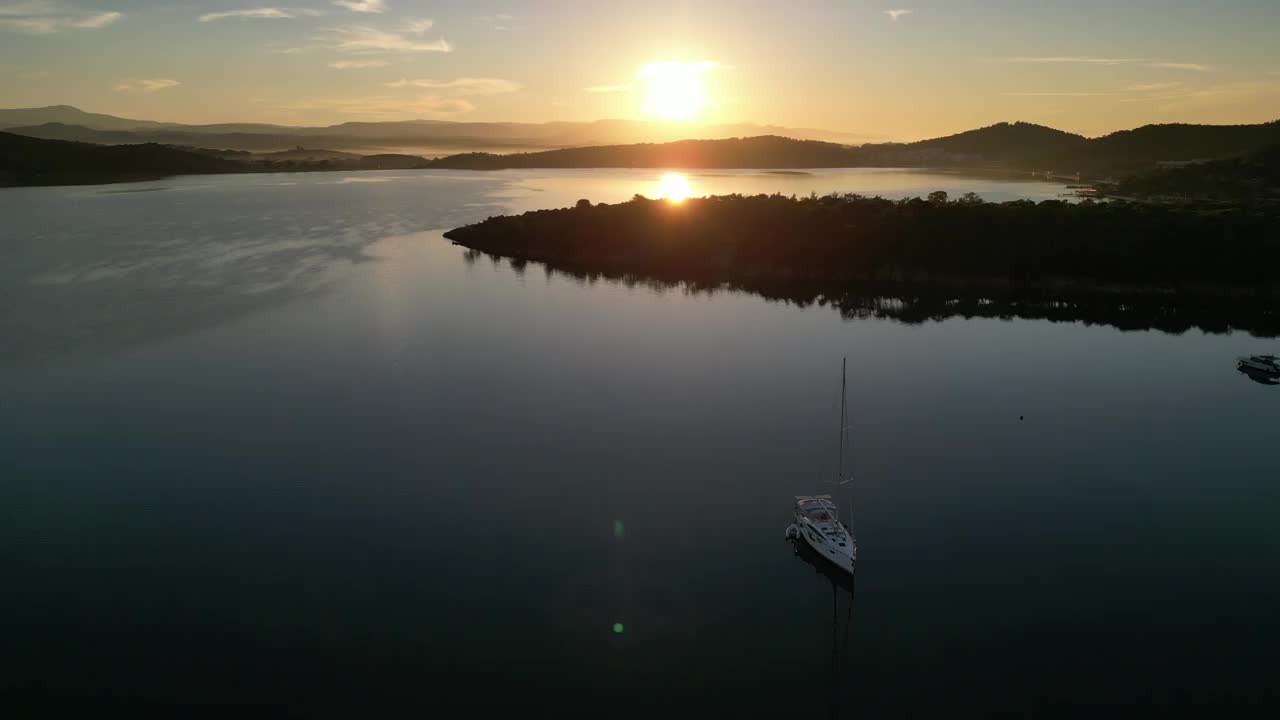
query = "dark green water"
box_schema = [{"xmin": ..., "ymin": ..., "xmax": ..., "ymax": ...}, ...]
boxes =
[{"xmin": 3, "ymin": 170, "xmax": 1278, "ymax": 715}]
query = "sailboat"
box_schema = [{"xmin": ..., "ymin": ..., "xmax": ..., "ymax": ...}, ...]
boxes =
[{"xmin": 786, "ymin": 358, "xmax": 857, "ymax": 575}]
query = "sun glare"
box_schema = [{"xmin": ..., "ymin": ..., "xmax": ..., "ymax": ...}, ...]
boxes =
[
  {"xmin": 655, "ymin": 172, "xmax": 692, "ymax": 202},
  {"xmin": 639, "ymin": 61, "xmax": 712, "ymax": 122}
]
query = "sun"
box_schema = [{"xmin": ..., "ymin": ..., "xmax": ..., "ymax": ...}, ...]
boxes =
[{"xmin": 639, "ymin": 61, "xmax": 712, "ymax": 122}]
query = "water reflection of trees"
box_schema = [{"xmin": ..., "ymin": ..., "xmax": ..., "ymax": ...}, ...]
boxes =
[
  {"xmin": 453, "ymin": 190, "xmax": 1280, "ymax": 335},
  {"xmin": 467, "ymin": 250, "xmax": 1280, "ymax": 337},
  {"xmin": 453, "ymin": 193, "xmax": 1280, "ymax": 337}
]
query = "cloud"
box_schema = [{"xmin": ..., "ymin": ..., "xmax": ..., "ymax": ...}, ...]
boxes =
[
  {"xmin": 1144, "ymin": 62, "xmax": 1210, "ymax": 72},
  {"xmin": 1007, "ymin": 57, "xmax": 1210, "ymax": 72},
  {"xmin": 405, "ymin": 18, "xmax": 432, "ymax": 35},
  {"xmin": 71, "ymin": 11, "xmax": 119, "ymax": 28},
  {"xmin": 329, "ymin": 59, "xmax": 388, "ymax": 69},
  {"xmin": 475, "ymin": 12, "xmax": 513, "ymax": 29},
  {"xmin": 333, "ymin": 0, "xmax": 385, "ymax": 12},
  {"xmin": 1002, "ymin": 91, "xmax": 1117, "ymax": 97},
  {"xmin": 115, "ymin": 78, "xmax": 180, "ymax": 93},
  {"xmin": 1118, "ymin": 80, "xmax": 1280, "ymax": 111},
  {"xmin": 278, "ymin": 94, "xmax": 475, "ymax": 119},
  {"xmin": 884, "ymin": 9, "xmax": 912, "ymax": 21},
  {"xmin": 0, "ymin": 1, "xmax": 124, "ymax": 34},
  {"xmin": 1005, "ymin": 81, "xmax": 1194, "ymax": 100},
  {"xmin": 384, "ymin": 77, "xmax": 521, "ymax": 94},
  {"xmin": 1008, "ymin": 56, "xmax": 1138, "ymax": 65},
  {"xmin": 1127, "ymin": 81, "xmax": 1183, "ymax": 92},
  {"xmin": 323, "ymin": 25, "xmax": 452, "ymax": 53},
  {"xmin": 585, "ymin": 85, "xmax": 632, "ymax": 93},
  {"xmin": 199, "ymin": 8, "xmax": 297, "ymax": 22}
]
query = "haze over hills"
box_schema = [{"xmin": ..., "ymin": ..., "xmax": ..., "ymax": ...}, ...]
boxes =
[
  {"xmin": 431, "ymin": 121, "xmax": 1280, "ymax": 175},
  {"xmin": 0, "ymin": 106, "xmax": 870, "ymax": 153},
  {"xmin": 0, "ymin": 105, "xmax": 178, "ymax": 132},
  {"xmin": 5, "ymin": 118, "xmax": 1279, "ymax": 189},
  {"xmin": 0, "ymin": 131, "xmax": 436, "ymax": 186}
]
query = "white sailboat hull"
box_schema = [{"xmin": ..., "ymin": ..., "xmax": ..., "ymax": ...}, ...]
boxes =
[
  {"xmin": 800, "ymin": 530, "xmax": 855, "ymax": 575},
  {"xmin": 793, "ymin": 505, "xmax": 856, "ymax": 575}
]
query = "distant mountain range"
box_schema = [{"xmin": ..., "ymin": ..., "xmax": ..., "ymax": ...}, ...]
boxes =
[
  {"xmin": 427, "ymin": 136, "xmax": 864, "ymax": 170},
  {"xmin": 430, "ymin": 121, "xmax": 1280, "ymax": 175},
  {"xmin": 0, "ymin": 132, "xmax": 434, "ymax": 186},
  {"xmin": 4, "ymin": 116, "xmax": 1279, "ymax": 188},
  {"xmin": 0, "ymin": 105, "xmax": 870, "ymax": 153}
]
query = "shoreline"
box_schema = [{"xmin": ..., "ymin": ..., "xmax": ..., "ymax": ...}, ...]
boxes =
[{"xmin": 445, "ymin": 192, "xmax": 1280, "ymax": 336}]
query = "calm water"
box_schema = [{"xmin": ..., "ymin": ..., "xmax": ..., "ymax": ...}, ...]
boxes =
[{"xmin": 3, "ymin": 169, "xmax": 1278, "ymax": 715}]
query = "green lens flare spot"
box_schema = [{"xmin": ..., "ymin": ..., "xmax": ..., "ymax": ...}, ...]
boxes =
[
  {"xmin": 612, "ymin": 623, "xmax": 624, "ymax": 634},
  {"xmin": 613, "ymin": 520, "xmax": 624, "ymax": 539}
]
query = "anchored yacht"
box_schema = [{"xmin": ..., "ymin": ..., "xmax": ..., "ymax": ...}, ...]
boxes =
[
  {"xmin": 789, "ymin": 495, "xmax": 856, "ymax": 574},
  {"xmin": 786, "ymin": 358, "xmax": 857, "ymax": 575}
]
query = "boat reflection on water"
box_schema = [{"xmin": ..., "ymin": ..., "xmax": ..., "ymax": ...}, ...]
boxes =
[
  {"xmin": 1238, "ymin": 366, "xmax": 1280, "ymax": 386},
  {"xmin": 1237, "ymin": 355, "xmax": 1280, "ymax": 385},
  {"xmin": 788, "ymin": 536, "xmax": 856, "ymax": 719}
]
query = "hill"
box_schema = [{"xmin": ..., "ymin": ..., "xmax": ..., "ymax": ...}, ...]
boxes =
[
  {"xmin": 0, "ymin": 105, "xmax": 868, "ymax": 152},
  {"xmin": 1117, "ymin": 145, "xmax": 1280, "ymax": 200},
  {"xmin": 427, "ymin": 136, "xmax": 861, "ymax": 170},
  {"xmin": 0, "ymin": 131, "xmax": 238, "ymax": 186},
  {"xmin": 0, "ymin": 105, "xmax": 173, "ymax": 132},
  {"xmin": 1090, "ymin": 121, "xmax": 1280, "ymax": 173},
  {"xmin": 1, "ymin": 122, "xmax": 550, "ymax": 154},
  {"xmin": 423, "ymin": 121, "xmax": 1280, "ymax": 174}
]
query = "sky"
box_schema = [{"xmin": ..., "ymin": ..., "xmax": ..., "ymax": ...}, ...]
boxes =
[{"xmin": 1, "ymin": 0, "xmax": 1279, "ymax": 140}]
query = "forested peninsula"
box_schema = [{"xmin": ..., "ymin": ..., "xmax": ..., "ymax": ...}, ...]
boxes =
[{"xmin": 445, "ymin": 193, "xmax": 1280, "ymax": 335}]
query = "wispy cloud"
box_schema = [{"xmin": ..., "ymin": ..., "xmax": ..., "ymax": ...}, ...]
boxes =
[
  {"xmin": 1145, "ymin": 62, "xmax": 1210, "ymax": 72},
  {"xmin": 1118, "ymin": 80, "xmax": 1280, "ymax": 111},
  {"xmin": 585, "ymin": 85, "xmax": 632, "ymax": 93},
  {"xmin": 1007, "ymin": 57, "xmax": 1211, "ymax": 71},
  {"xmin": 405, "ymin": 18, "xmax": 432, "ymax": 35},
  {"xmin": 384, "ymin": 77, "xmax": 522, "ymax": 94},
  {"xmin": 278, "ymin": 94, "xmax": 475, "ymax": 119},
  {"xmin": 199, "ymin": 8, "xmax": 299, "ymax": 22},
  {"xmin": 1002, "ymin": 91, "xmax": 1117, "ymax": 97},
  {"xmin": 323, "ymin": 25, "xmax": 452, "ymax": 53},
  {"xmin": 475, "ymin": 12, "xmax": 514, "ymax": 29},
  {"xmin": 72, "ymin": 11, "xmax": 120, "ymax": 28},
  {"xmin": 1009, "ymin": 56, "xmax": 1138, "ymax": 65},
  {"xmin": 329, "ymin": 59, "xmax": 388, "ymax": 69},
  {"xmin": 115, "ymin": 78, "xmax": 180, "ymax": 93},
  {"xmin": 884, "ymin": 9, "xmax": 912, "ymax": 21},
  {"xmin": 333, "ymin": 0, "xmax": 385, "ymax": 12},
  {"xmin": 0, "ymin": 1, "xmax": 123, "ymax": 34},
  {"xmin": 1127, "ymin": 81, "xmax": 1183, "ymax": 92}
]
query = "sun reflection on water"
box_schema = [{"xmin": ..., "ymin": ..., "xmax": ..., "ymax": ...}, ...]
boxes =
[{"xmin": 655, "ymin": 172, "xmax": 693, "ymax": 203}]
